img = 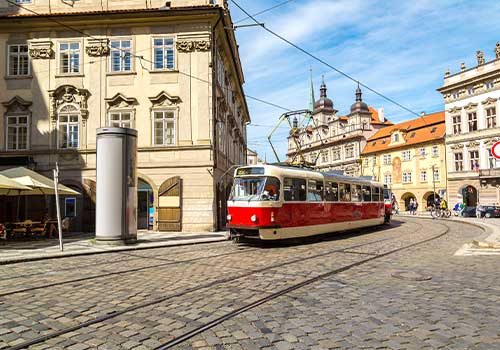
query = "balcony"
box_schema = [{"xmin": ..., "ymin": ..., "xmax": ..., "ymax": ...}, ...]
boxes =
[{"xmin": 479, "ymin": 168, "xmax": 500, "ymax": 178}]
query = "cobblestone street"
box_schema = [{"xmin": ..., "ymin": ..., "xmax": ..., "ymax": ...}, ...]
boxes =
[{"xmin": 0, "ymin": 217, "xmax": 499, "ymax": 350}]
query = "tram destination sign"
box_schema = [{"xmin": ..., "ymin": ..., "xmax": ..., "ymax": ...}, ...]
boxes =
[
  {"xmin": 236, "ymin": 167, "xmax": 265, "ymax": 176},
  {"xmin": 492, "ymin": 141, "xmax": 500, "ymax": 160}
]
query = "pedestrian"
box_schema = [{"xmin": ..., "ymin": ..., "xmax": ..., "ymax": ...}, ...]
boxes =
[
  {"xmin": 476, "ymin": 202, "xmax": 482, "ymax": 219},
  {"xmin": 414, "ymin": 200, "xmax": 419, "ymax": 215}
]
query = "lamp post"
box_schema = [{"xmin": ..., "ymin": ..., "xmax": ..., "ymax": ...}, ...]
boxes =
[
  {"xmin": 53, "ymin": 162, "xmax": 63, "ymax": 252},
  {"xmin": 432, "ymin": 164, "xmax": 436, "ymax": 206}
]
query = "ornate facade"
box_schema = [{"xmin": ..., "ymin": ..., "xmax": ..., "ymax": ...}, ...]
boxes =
[
  {"xmin": 287, "ymin": 79, "xmax": 392, "ymax": 176},
  {"xmin": 0, "ymin": 0, "xmax": 250, "ymax": 232},
  {"xmin": 437, "ymin": 43, "xmax": 500, "ymax": 207}
]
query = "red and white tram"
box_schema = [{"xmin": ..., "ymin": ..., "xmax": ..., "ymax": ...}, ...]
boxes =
[{"xmin": 227, "ymin": 164, "xmax": 392, "ymax": 240}]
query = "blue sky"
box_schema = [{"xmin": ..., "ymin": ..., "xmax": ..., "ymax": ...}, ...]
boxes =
[{"xmin": 228, "ymin": 0, "xmax": 500, "ymax": 161}]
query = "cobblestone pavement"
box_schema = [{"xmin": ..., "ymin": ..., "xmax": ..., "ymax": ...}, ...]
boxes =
[{"xmin": 0, "ymin": 218, "xmax": 498, "ymax": 350}]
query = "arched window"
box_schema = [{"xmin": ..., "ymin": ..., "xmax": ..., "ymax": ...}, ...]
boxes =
[{"xmin": 58, "ymin": 104, "xmax": 80, "ymax": 149}]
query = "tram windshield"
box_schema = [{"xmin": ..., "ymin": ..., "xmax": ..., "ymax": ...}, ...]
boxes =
[{"xmin": 230, "ymin": 177, "xmax": 280, "ymax": 201}]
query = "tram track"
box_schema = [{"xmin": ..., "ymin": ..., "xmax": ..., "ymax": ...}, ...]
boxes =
[
  {"xmin": 1, "ymin": 233, "xmax": 402, "ymax": 350},
  {"xmin": 154, "ymin": 220, "xmax": 451, "ymax": 349}
]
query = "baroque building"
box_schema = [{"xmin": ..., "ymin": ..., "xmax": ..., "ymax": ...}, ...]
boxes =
[
  {"xmin": 360, "ymin": 111, "xmax": 447, "ymax": 211},
  {"xmin": 0, "ymin": 0, "xmax": 250, "ymax": 232},
  {"xmin": 437, "ymin": 44, "xmax": 500, "ymax": 207},
  {"xmin": 287, "ymin": 78, "xmax": 392, "ymax": 176}
]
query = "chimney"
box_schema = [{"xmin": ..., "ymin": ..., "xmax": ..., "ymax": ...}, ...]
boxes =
[{"xmin": 378, "ymin": 108, "xmax": 385, "ymax": 123}]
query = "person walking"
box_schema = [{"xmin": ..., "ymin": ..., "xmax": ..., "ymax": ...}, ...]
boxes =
[{"xmin": 414, "ymin": 199, "xmax": 419, "ymax": 215}]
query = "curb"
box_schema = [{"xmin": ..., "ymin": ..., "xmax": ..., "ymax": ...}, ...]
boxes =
[{"xmin": 0, "ymin": 236, "xmax": 227, "ymax": 266}]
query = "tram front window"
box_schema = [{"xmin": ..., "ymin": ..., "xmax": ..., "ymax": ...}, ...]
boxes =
[{"xmin": 230, "ymin": 177, "xmax": 280, "ymax": 201}]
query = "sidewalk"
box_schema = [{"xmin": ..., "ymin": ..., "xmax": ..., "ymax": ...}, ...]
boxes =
[
  {"xmin": 397, "ymin": 211, "xmax": 500, "ymax": 255},
  {"xmin": 0, "ymin": 230, "xmax": 228, "ymax": 265}
]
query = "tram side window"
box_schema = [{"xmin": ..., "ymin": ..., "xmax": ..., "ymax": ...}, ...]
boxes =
[
  {"xmin": 378, "ymin": 187, "xmax": 384, "ymax": 201},
  {"xmin": 372, "ymin": 186, "xmax": 380, "ymax": 202},
  {"xmin": 308, "ymin": 180, "xmax": 324, "ymax": 201},
  {"xmin": 362, "ymin": 185, "xmax": 371, "ymax": 202},
  {"xmin": 352, "ymin": 184, "xmax": 362, "ymax": 202},
  {"xmin": 325, "ymin": 182, "xmax": 338, "ymax": 201},
  {"xmin": 284, "ymin": 178, "xmax": 307, "ymax": 201},
  {"xmin": 339, "ymin": 183, "xmax": 351, "ymax": 201}
]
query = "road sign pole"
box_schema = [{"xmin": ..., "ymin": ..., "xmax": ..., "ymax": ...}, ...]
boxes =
[{"xmin": 53, "ymin": 162, "xmax": 63, "ymax": 252}]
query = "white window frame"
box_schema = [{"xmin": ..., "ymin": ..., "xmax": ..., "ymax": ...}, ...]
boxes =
[
  {"xmin": 110, "ymin": 39, "xmax": 133, "ymax": 72},
  {"xmin": 432, "ymin": 145, "xmax": 439, "ymax": 157},
  {"xmin": 419, "ymin": 147, "xmax": 426, "ymax": 157},
  {"xmin": 433, "ymin": 168, "xmax": 440, "ymax": 182},
  {"xmin": 57, "ymin": 104, "xmax": 80, "ymax": 149},
  {"xmin": 454, "ymin": 152, "xmax": 463, "ymax": 171},
  {"xmin": 108, "ymin": 111, "xmax": 134, "ymax": 128},
  {"xmin": 420, "ymin": 170, "xmax": 427, "ymax": 182},
  {"xmin": 452, "ymin": 115, "xmax": 461, "ymax": 135},
  {"xmin": 15, "ymin": 0, "xmax": 32, "ymax": 3},
  {"xmin": 5, "ymin": 114, "xmax": 29, "ymax": 151},
  {"xmin": 152, "ymin": 109, "xmax": 177, "ymax": 146},
  {"xmin": 402, "ymin": 172, "xmax": 412, "ymax": 183},
  {"xmin": 402, "ymin": 150, "xmax": 411, "ymax": 161},
  {"xmin": 467, "ymin": 112, "xmax": 477, "ymax": 132},
  {"xmin": 384, "ymin": 174, "xmax": 392, "ymax": 185},
  {"xmin": 7, "ymin": 44, "xmax": 30, "ymax": 77},
  {"xmin": 486, "ymin": 107, "xmax": 496, "ymax": 128},
  {"xmin": 59, "ymin": 42, "xmax": 81, "ymax": 74},
  {"xmin": 152, "ymin": 37, "xmax": 176, "ymax": 71},
  {"xmin": 345, "ymin": 146, "xmax": 354, "ymax": 159}
]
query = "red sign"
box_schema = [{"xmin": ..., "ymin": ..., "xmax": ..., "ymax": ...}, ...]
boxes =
[{"xmin": 492, "ymin": 141, "xmax": 500, "ymax": 160}]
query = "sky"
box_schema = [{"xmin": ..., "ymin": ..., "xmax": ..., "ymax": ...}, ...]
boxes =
[{"xmin": 228, "ymin": 0, "xmax": 500, "ymax": 162}]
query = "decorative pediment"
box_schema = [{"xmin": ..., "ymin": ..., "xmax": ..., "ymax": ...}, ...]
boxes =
[
  {"xmin": 48, "ymin": 85, "xmax": 90, "ymax": 121},
  {"xmin": 86, "ymin": 38, "xmax": 110, "ymax": 57},
  {"xmin": 176, "ymin": 40, "xmax": 211, "ymax": 52},
  {"xmin": 451, "ymin": 143, "xmax": 464, "ymax": 150},
  {"xmin": 448, "ymin": 106, "xmax": 462, "ymax": 114},
  {"xmin": 464, "ymin": 102, "xmax": 478, "ymax": 110},
  {"xmin": 2, "ymin": 96, "xmax": 32, "ymax": 113},
  {"xmin": 481, "ymin": 97, "xmax": 498, "ymax": 106},
  {"xmin": 148, "ymin": 91, "xmax": 180, "ymax": 108},
  {"xmin": 468, "ymin": 141, "xmax": 480, "ymax": 149},
  {"xmin": 485, "ymin": 138, "xmax": 500, "ymax": 146},
  {"xmin": 29, "ymin": 40, "xmax": 54, "ymax": 59},
  {"xmin": 105, "ymin": 93, "xmax": 138, "ymax": 109}
]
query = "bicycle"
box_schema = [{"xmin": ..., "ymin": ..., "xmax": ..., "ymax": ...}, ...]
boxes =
[{"xmin": 430, "ymin": 206, "xmax": 451, "ymax": 218}]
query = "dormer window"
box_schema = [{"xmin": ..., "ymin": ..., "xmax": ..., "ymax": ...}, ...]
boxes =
[{"xmin": 393, "ymin": 133, "xmax": 399, "ymax": 142}]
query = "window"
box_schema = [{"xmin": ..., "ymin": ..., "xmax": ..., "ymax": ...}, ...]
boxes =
[
  {"xmin": 15, "ymin": 0, "xmax": 32, "ymax": 3},
  {"xmin": 433, "ymin": 168, "xmax": 440, "ymax": 182},
  {"xmin": 283, "ymin": 178, "xmax": 306, "ymax": 201},
  {"xmin": 321, "ymin": 151, "xmax": 328, "ymax": 163},
  {"xmin": 432, "ymin": 145, "xmax": 439, "ymax": 157},
  {"xmin": 307, "ymin": 180, "xmax": 324, "ymax": 201},
  {"xmin": 452, "ymin": 115, "xmax": 461, "ymax": 135},
  {"xmin": 393, "ymin": 133, "xmax": 399, "ymax": 142},
  {"xmin": 467, "ymin": 112, "xmax": 477, "ymax": 132},
  {"xmin": 362, "ymin": 185, "xmax": 371, "ymax": 202},
  {"xmin": 109, "ymin": 112, "xmax": 132, "ymax": 128},
  {"xmin": 345, "ymin": 145, "xmax": 354, "ymax": 158},
  {"xmin": 332, "ymin": 148, "xmax": 341, "ymax": 161},
  {"xmin": 489, "ymin": 149, "xmax": 500, "ymax": 169},
  {"xmin": 372, "ymin": 156, "xmax": 377, "ymax": 166},
  {"xmin": 484, "ymin": 81, "xmax": 495, "ymax": 89},
  {"xmin": 65, "ymin": 198, "xmax": 76, "ymax": 217},
  {"xmin": 402, "ymin": 150, "xmax": 411, "ymax": 161},
  {"xmin": 58, "ymin": 105, "xmax": 79, "ymax": 149},
  {"xmin": 6, "ymin": 115, "xmax": 29, "ymax": 151},
  {"xmin": 467, "ymin": 88, "xmax": 474, "ymax": 95},
  {"xmin": 419, "ymin": 147, "xmax": 426, "ymax": 157},
  {"xmin": 363, "ymin": 158, "xmax": 369, "ymax": 167},
  {"xmin": 325, "ymin": 182, "xmax": 338, "ymax": 201},
  {"xmin": 372, "ymin": 186, "xmax": 380, "ymax": 202},
  {"xmin": 420, "ymin": 170, "xmax": 427, "ymax": 182},
  {"xmin": 469, "ymin": 150, "xmax": 479, "ymax": 171},
  {"xmin": 153, "ymin": 111, "xmax": 175, "ymax": 146},
  {"xmin": 8, "ymin": 44, "xmax": 29, "ymax": 76},
  {"xmin": 402, "ymin": 172, "xmax": 412, "ymax": 183},
  {"xmin": 60, "ymin": 43, "xmax": 80, "ymax": 74},
  {"xmin": 452, "ymin": 92, "xmax": 460, "ymax": 99},
  {"xmin": 110, "ymin": 40, "xmax": 132, "ymax": 72},
  {"xmin": 383, "ymin": 174, "xmax": 392, "ymax": 185},
  {"xmin": 153, "ymin": 37, "xmax": 175, "ymax": 70},
  {"xmin": 339, "ymin": 183, "xmax": 351, "ymax": 202},
  {"xmin": 383, "ymin": 154, "xmax": 392, "ymax": 165},
  {"xmin": 454, "ymin": 152, "xmax": 463, "ymax": 171},
  {"xmin": 351, "ymin": 184, "xmax": 361, "ymax": 202},
  {"xmin": 486, "ymin": 107, "xmax": 496, "ymax": 128}
]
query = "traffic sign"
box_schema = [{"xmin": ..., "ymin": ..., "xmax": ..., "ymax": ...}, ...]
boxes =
[{"xmin": 492, "ymin": 141, "xmax": 500, "ymax": 160}]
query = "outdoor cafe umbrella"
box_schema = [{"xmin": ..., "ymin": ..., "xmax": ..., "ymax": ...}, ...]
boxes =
[{"xmin": 0, "ymin": 174, "xmax": 32, "ymax": 195}]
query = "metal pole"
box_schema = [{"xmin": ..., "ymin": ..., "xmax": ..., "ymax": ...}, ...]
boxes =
[
  {"xmin": 432, "ymin": 165, "xmax": 436, "ymax": 204},
  {"xmin": 53, "ymin": 162, "xmax": 63, "ymax": 252}
]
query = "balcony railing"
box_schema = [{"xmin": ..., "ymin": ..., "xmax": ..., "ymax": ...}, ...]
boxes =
[{"xmin": 479, "ymin": 168, "xmax": 500, "ymax": 178}]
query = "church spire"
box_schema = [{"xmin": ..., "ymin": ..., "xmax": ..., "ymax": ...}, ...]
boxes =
[
  {"xmin": 308, "ymin": 67, "xmax": 315, "ymax": 113},
  {"xmin": 355, "ymin": 81, "xmax": 362, "ymax": 102},
  {"xmin": 320, "ymin": 75, "xmax": 327, "ymax": 98}
]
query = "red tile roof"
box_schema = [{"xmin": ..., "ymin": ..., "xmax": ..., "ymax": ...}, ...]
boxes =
[
  {"xmin": 369, "ymin": 107, "xmax": 393, "ymax": 125},
  {"xmin": 362, "ymin": 111, "xmax": 445, "ymax": 155}
]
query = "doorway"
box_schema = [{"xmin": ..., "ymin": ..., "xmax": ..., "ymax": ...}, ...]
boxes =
[{"xmin": 138, "ymin": 178, "xmax": 154, "ymax": 230}]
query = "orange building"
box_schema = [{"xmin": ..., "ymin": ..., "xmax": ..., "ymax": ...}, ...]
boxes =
[{"xmin": 361, "ymin": 111, "xmax": 447, "ymax": 211}]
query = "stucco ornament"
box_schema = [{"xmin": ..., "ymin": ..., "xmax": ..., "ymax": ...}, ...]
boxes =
[
  {"xmin": 176, "ymin": 41, "xmax": 194, "ymax": 52},
  {"xmin": 48, "ymin": 85, "xmax": 90, "ymax": 122},
  {"xmin": 29, "ymin": 40, "xmax": 54, "ymax": 59},
  {"xmin": 194, "ymin": 40, "xmax": 211, "ymax": 51},
  {"xmin": 176, "ymin": 40, "xmax": 211, "ymax": 52},
  {"xmin": 495, "ymin": 42, "xmax": 500, "ymax": 59},
  {"xmin": 445, "ymin": 68, "xmax": 450, "ymax": 77},
  {"xmin": 460, "ymin": 62, "xmax": 466, "ymax": 71},
  {"xmin": 476, "ymin": 50, "xmax": 485, "ymax": 66}
]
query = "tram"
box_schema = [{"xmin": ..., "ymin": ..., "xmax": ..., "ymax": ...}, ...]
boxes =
[{"xmin": 227, "ymin": 164, "xmax": 392, "ymax": 241}]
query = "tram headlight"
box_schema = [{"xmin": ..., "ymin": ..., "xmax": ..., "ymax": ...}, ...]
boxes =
[
  {"xmin": 226, "ymin": 214, "xmax": 232, "ymax": 222},
  {"xmin": 250, "ymin": 214, "xmax": 257, "ymax": 222}
]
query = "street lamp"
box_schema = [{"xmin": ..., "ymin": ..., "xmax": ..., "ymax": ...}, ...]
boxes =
[{"xmin": 432, "ymin": 164, "xmax": 436, "ymax": 206}]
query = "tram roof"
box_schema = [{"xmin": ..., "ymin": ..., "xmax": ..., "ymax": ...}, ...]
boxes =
[{"xmin": 235, "ymin": 164, "xmax": 382, "ymax": 187}]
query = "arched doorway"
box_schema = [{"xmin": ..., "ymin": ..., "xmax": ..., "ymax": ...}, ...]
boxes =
[
  {"xmin": 423, "ymin": 191, "xmax": 440, "ymax": 210},
  {"xmin": 82, "ymin": 179, "xmax": 96, "ymax": 232},
  {"xmin": 401, "ymin": 192, "xmax": 416, "ymax": 211},
  {"xmin": 462, "ymin": 185, "xmax": 478, "ymax": 207},
  {"xmin": 138, "ymin": 178, "xmax": 154, "ymax": 230},
  {"xmin": 158, "ymin": 176, "xmax": 181, "ymax": 231}
]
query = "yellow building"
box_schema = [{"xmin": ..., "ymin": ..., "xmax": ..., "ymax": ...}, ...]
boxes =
[{"xmin": 361, "ymin": 111, "xmax": 447, "ymax": 211}]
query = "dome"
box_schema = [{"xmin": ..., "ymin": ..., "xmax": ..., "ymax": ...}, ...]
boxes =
[
  {"xmin": 350, "ymin": 84, "xmax": 370, "ymax": 113},
  {"xmin": 313, "ymin": 79, "xmax": 334, "ymax": 114}
]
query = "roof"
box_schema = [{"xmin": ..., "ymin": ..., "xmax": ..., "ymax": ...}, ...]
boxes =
[
  {"xmin": 369, "ymin": 107, "xmax": 393, "ymax": 125},
  {"xmin": 361, "ymin": 111, "xmax": 445, "ymax": 155}
]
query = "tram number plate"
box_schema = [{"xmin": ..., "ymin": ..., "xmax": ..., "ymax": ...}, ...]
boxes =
[{"xmin": 237, "ymin": 167, "xmax": 265, "ymax": 175}]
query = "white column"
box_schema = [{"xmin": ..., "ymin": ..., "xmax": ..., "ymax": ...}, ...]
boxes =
[
  {"xmin": 479, "ymin": 141, "xmax": 487, "ymax": 169},
  {"xmin": 477, "ymin": 104, "xmax": 485, "ymax": 130},
  {"xmin": 463, "ymin": 145, "xmax": 469, "ymax": 171},
  {"xmin": 497, "ymin": 101, "xmax": 500, "ymax": 127},
  {"xmin": 461, "ymin": 108, "xmax": 467, "ymax": 134}
]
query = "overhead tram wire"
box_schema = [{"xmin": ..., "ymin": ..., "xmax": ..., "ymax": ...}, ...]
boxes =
[
  {"xmin": 5, "ymin": 0, "xmax": 292, "ymax": 113},
  {"xmin": 233, "ymin": 0, "xmax": 297, "ymax": 24},
  {"xmin": 230, "ymin": 0, "xmax": 421, "ymax": 118}
]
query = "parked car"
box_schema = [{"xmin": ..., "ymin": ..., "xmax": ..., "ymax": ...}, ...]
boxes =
[{"xmin": 478, "ymin": 205, "xmax": 500, "ymax": 218}]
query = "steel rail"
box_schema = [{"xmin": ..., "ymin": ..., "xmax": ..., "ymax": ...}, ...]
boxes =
[{"xmin": 154, "ymin": 221, "xmax": 451, "ymax": 349}]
